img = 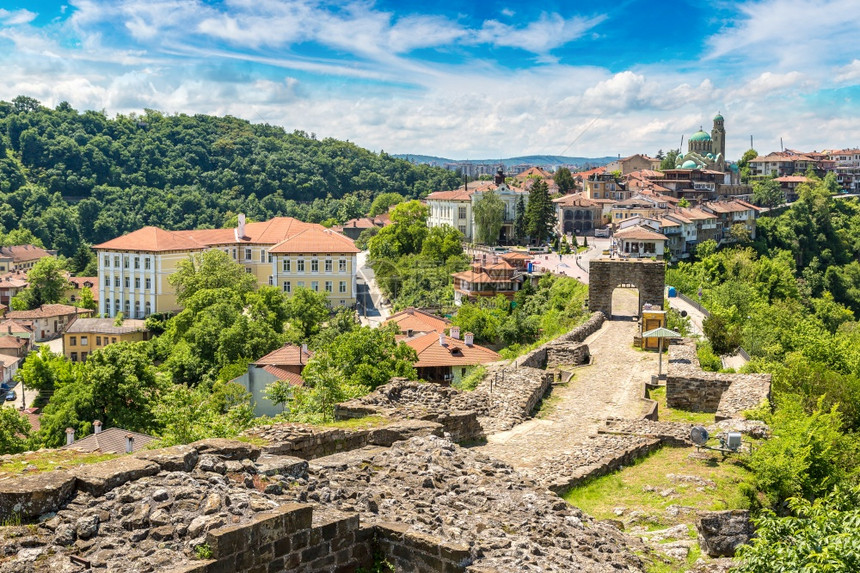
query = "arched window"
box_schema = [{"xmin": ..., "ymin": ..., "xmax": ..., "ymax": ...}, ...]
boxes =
[
  {"xmin": 145, "ymin": 302, "xmax": 152, "ymax": 315},
  {"xmin": 124, "ymin": 300, "xmax": 130, "ymax": 315}
]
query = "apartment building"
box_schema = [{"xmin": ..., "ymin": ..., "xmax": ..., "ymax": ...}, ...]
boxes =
[
  {"xmin": 0, "ymin": 245, "xmax": 52, "ymax": 273},
  {"xmin": 94, "ymin": 215, "xmax": 359, "ymax": 318}
]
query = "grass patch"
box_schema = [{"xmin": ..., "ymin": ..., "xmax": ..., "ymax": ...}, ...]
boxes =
[
  {"xmin": 563, "ymin": 446, "xmax": 753, "ymax": 531},
  {"xmin": 0, "ymin": 450, "xmax": 119, "ymax": 478},
  {"xmin": 235, "ymin": 434, "xmax": 271, "ymax": 447},
  {"xmin": 453, "ymin": 366, "xmax": 486, "ymax": 392},
  {"xmin": 320, "ymin": 416, "xmax": 391, "ymax": 430},
  {"xmin": 648, "ymin": 386, "xmax": 715, "ymax": 425},
  {"xmin": 535, "ymin": 384, "xmax": 566, "ymax": 419}
]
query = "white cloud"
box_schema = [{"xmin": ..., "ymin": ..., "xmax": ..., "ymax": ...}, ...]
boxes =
[
  {"xmin": 0, "ymin": 9, "xmax": 37, "ymax": 26},
  {"xmin": 730, "ymin": 71, "xmax": 809, "ymax": 98},
  {"xmin": 835, "ymin": 59, "xmax": 860, "ymax": 83},
  {"xmin": 476, "ymin": 12, "xmax": 606, "ymax": 53}
]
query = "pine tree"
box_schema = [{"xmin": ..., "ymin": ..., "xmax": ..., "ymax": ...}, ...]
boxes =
[{"xmin": 525, "ymin": 180, "xmax": 556, "ymax": 245}]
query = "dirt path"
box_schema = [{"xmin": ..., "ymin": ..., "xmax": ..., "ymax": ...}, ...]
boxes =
[{"xmin": 476, "ymin": 289, "xmax": 658, "ymax": 470}]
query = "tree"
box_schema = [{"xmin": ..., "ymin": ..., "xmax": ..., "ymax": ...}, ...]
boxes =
[
  {"xmin": 729, "ymin": 223, "xmax": 752, "ymax": 243},
  {"xmin": 369, "ymin": 192, "xmax": 404, "ymax": 216},
  {"xmin": 170, "ymin": 249, "xmax": 257, "ymax": 305},
  {"xmin": 678, "ymin": 198, "xmax": 690, "ymax": 208},
  {"xmin": 473, "ymin": 189, "xmax": 505, "ymax": 245},
  {"xmin": 702, "ymin": 313, "xmax": 741, "ymax": 355},
  {"xmin": 16, "ymin": 257, "xmax": 69, "ymax": 309},
  {"xmin": 738, "ymin": 148, "xmax": 758, "ymax": 183},
  {"xmin": 69, "ymin": 244, "xmax": 95, "ymax": 275},
  {"xmin": 752, "ymin": 178, "xmax": 784, "ymax": 208},
  {"xmin": 368, "ymin": 200, "xmax": 429, "ymax": 260},
  {"xmin": 285, "ymin": 286, "xmax": 329, "ymax": 341},
  {"xmin": 78, "ymin": 286, "xmax": 97, "ymax": 311},
  {"xmin": 514, "ymin": 195, "xmax": 527, "ymax": 242},
  {"xmin": 0, "ymin": 408, "xmax": 31, "ymax": 454},
  {"xmin": 525, "ymin": 180, "xmax": 556, "ymax": 245},
  {"xmin": 554, "ymin": 167, "xmax": 575, "ymax": 194},
  {"xmin": 152, "ymin": 380, "xmax": 253, "ymax": 446},
  {"xmin": 659, "ymin": 150, "xmax": 680, "ymax": 171},
  {"xmin": 264, "ymin": 380, "xmax": 294, "ymax": 413},
  {"xmin": 15, "ymin": 345, "xmax": 76, "ymax": 399}
]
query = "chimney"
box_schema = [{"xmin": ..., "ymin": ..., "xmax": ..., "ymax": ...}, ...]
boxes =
[
  {"xmin": 439, "ymin": 333, "xmax": 446, "ymax": 347},
  {"xmin": 125, "ymin": 435, "xmax": 134, "ymax": 454},
  {"xmin": 93, "ymin": 420, "xmax": 102, "ymax": 434},
  {"xmin": 406, "ymin": 329, "xmax": 413, "ymax": 338},
  {"xmin": 237, "ymin": 213, "xmax": 247, "ymax": 239},
  {"xmin": 66, "ymin": 427, "xmax": 75, "ymax": 445},
  {"xmin": 301, "ymin": 343, "xmax": 308, "ymax": 355},
  {"xmin": 464, "ymin": 332, "xmax": 474, "ymax": 346},
  {"xmin": 7, "ymin": 326, "xmax": 11, "ymax": 334},
  {"xmin": 450, "ymin": 326, "xmax": 460, "ymax": 340}
]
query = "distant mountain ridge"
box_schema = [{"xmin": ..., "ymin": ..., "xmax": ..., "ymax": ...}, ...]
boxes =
[{"xmin": 393, "ymin": 154, "xmax": 619, "ymax": 169}]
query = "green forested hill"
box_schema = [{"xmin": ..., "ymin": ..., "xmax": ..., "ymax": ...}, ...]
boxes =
[{"xmin": 0, "ymin": 96, "xmax": 460, "ymax": 254}]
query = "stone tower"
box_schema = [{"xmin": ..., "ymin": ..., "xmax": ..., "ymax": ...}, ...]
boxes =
[{"xmin": 711, "ymin": 112, "xmax": 726, "ymax": 160}]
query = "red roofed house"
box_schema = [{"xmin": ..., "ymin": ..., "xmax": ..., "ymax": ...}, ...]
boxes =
[
  {"xmin": 613, "ymin": 225, "xmax": 667, "ymax": 259},
  {"xmin": 5, "ymin": 304, "xmax": 92, "ymax": 341},
  {"xmin": 0, "ymin": 271, "xmax": 29, "ymax": 306},
  {"xmin": 452, "ymin": 257, "xmax": 521, "ymax": 305},
  {"xmin": 403, "ymin": 328, "xmax": 500, "ymax": 385},
  {"xmin": 384, "ymin": 307, "xmax": 451, "ymax": 336},
  {"xmin": 233, "ymin": 343, "xmax": 313, "ymax": 417},
  {"xmin": 94, "ymin": 214, "xmax": 360, "ymax": 318},
  {"xmin": 0, "ymin": 244, "xmax": 53, "ymax": 273}
]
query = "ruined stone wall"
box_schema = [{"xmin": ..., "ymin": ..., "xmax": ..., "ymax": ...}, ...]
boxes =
[
  {"xmin": 666, "ymin": 340, "xmax": 771, "ymax": 419},
  {"xmin": 517, "ymin": 312, "xmax": 604, "ymax": 369},
  {"xmin": 545, "ymin": 344, "xmax": 590, "ymax": 369}
]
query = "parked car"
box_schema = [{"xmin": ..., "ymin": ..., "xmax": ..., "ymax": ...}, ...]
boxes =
[
  {"xmin": 5, "ymin": 390, "xmax": 17, "ymax": 401},
  {"xmin": 594, "ymin": 227, "xmax": 610, "ymax": 238}
]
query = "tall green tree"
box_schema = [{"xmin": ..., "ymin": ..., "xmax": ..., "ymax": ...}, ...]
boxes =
[
  {"xmin": 170, "ymin": 249, "xmax": 257, "ymax": 305},
  {"xmin": 525, "ymin": 180, "xmax": 556, "ymax": 245},
  {"xmin": 659, "ymin": 150, "xmax": 680, "ymax": 171},
  {"xmin": 12, "ymin": 256, "xmax": 69, "ymax": 310},
  {"xmin": 514, "ymin": 195, "xmax": 527, "ymax": 241},
  {"xmin": 738, "ymin": 148, "xmax": 758, "ymax": 183},
  {"xmin": 473, "ymin": 189, "xmax": 505, "ymax": 245},
  {"xmin": 285, "ymin": 286, "xmax": 330, "ymax": 341},
  {"xmin": 554, "ymin": 167, "xmax": 575, "ymax": 194},
  {"xmin": 369, "ymin": 192, "xmax": 404, "ymax": 216},
  {"xmin": 0, "ymin": 408, "xmax": 31, "ymax": 454}
]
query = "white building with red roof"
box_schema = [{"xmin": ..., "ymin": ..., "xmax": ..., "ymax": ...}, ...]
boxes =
[
  {"xmin": 232, "ymin": 343, "xmax": 313, "ymax": 417},
  {"xmin": 94, "ymin": 214, "xmax": 359, "ymax": 317}
]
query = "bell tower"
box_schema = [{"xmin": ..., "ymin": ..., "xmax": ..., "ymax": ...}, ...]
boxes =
[{"xmin": 711, "ymin": 112, "xmax": 726, "ymax": 160}]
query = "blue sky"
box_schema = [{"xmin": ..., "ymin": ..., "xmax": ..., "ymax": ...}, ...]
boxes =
[{"xmin": 0, "ymin": 0, "xmax": 858, "ymax": 160}]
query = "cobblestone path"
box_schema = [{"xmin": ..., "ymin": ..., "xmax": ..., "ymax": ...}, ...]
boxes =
[{"xmin": 476, "ymin": 289, "xmax": 658, "ymax": 470}]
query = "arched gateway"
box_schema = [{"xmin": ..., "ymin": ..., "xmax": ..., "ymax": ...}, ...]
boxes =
[{"xmin": 588, "ymin": 259, "xmax": 665, "ymax": 317}]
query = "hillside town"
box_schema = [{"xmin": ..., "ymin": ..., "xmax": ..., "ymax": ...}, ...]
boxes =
[{"xmin": 0, "ymin": 103, "xmax": 859, "ymax": 573}]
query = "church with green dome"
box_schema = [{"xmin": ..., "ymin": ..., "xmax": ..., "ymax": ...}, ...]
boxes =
[{"xmin": 674, "ymin": 112, "xmax": 727, "ymax": 172}]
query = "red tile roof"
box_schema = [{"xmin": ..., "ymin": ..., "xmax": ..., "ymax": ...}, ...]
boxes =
[
  {"xmin": 384, "ymin": 308, "xmax": 451, "ymax": 334},
  {"xmin": 261, "ymin": 365, "xmax": 305, "ymax": 386},
  {"xmin": 61, "ymin": 427, "xmax": 156, "ymax": 454},
  {"xmin": 0, "ymin": 335, "xmax": 27, "ymax": 349},
  {"xmin": 0, "ymin": 245, "xmax": 52, "ymax": 262},
  {"xmin": 614, "ymin": 226, "xmax": 668, "ymax": 241},
  {"xmin": 268, "ymin": 226, "xmax": 359, "ymax": 254},
  {"xmin": 255, "ymin": 343, "xmax": 313, "ymax": 367},
  {"xmin": 93, "ymin": 226, "xmax": 204, "ymax": 252},
  {"xmin": 405, "ymin": 332, "xmax": 501, "ymax": 367},
  {"xmin": 7, "ymin": 304, "xmax": 90, "ymax": 320}
]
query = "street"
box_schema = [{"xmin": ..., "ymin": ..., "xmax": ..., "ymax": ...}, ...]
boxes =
[
  {"xmin": 355, "ymin": 251, "xmax": 391, "ymax": 327},
  {"xmin": 528, "ymin": 237, "xmax": 611, "ymax": 284}
]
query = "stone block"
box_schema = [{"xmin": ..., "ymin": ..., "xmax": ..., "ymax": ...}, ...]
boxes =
[
  {"xmin": 135, "ymin": 444, "xmax": 199, "ymax": 472},
  {"xmin": 73, "ymin": 457, "xmax": 159, "ymax": 497},
  {"xmin": 697, "ymin": 509, "xmax": 754, "ymax": 557},
  {"xmin": 368, "ymin": 420, "xmax": 443, "ymax": 446},
  {"xmin": 254, "ymin": 454, "xmax": 307, "ymax": 478},
  {"xmin": 192, "ymin": 438, "xmax": 261, "ymax": 461},
  {"xmin": 0, "ymin": 470, "xmax": 76, "ymax": 521}
]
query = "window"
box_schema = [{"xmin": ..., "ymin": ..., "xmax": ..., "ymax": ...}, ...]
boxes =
[
  {"xmin": 283, "ymin": 281, "xmax": 291, "ymax": 293},
  {"xmin": 145, "ymin": 258, "xmax": 151, "ymax": 270},
  {"xmin": 145, "ymin": 302, "xmax": 151, "ymax": 315},
  {"xmin": 114, "ymin": 299, "xmax": 120, "ymax": 313},
  {"xmin": 134, "ymin": 301, "xmax": 140, "ymax": 317},
  {"xmin": 260, "ymin": 250, "xmax": 265, "ymax": 262},
  {"xmin": 297, "ymin": 259, "xmax": 305, "ymax": 272},
  {"xmin": 311, "ymin": 281, "xmax": 319, "ymax": 291},
  {"xmin": 282, "ymin": 259, "xmax": 291, "ymax": 272},
  {"xmin": 268, "ymin": 276, "xmax": 273, "ymax": 286},
  {"xmin": 325, "ymin": 259, "xmax": 332, "ymax": 272},
  {"xmin": 245, "ymin": 248, "xmax": 252, "ymax": 260},
  {"xmin": 114, "ymin": 277, "xmax": 120, "ymax": 287},
  {"xmin": 145, "ymin": 278, "xmax": 151, "ymax": 289},
  {"xmin": 134, "ymin": 257, "xmax": 140, "ymax": 269},
  {"xmin": 123, "ymin": 257, "xmax": 129, "ymax": 269},
  {"xmin": 339, "ymin": 281, "xmax": 347, "ymax": 293},
  {"xmin": 458, "ymin": 225, "xmax": 466, "ymax": 235},
  {"xmin": 124, "ymin": 277, "xmax": 130, "ymax": 288},
  {"xmin": 458, "ymin": 207, "xmax": 467, "ymax": 219},
  {"xmin": 114, "ymin": 255, "xmax": 120, "ymax": 267},
  {"xmin": 81, "ymin": 352, "xmax": 87, "ymax": 361},
  {"xmin": 339, "ymin": 259, "xmax": 346, "ymax": 272},
  {"xmin": 311, "ymin": 259, "xmax": 319, "ymax": 272},
  {"xmin": 80, "ymin": 336, "xmax": 88, "ymax": 345},
  {"xmin": 112, "ymin": 337, "xmax": 117, "ymax": 344},
  {"xmin": 325, "ymin": 281, "xmax": 332, "ymax": 292},
  {"xmin": 245, "ymin": 268, "xmax": 252, "ymax": 273},
  {"xmin": 70, "ymin": 336, "xmax": 77, "ymax": 346},
  {"xmin": 71, "ymin": 352, "xmax": 78, "ymax": 362},
  {"xmin": 297, "ymin": 281, "xmax": 305, "ymax": 289},
  {"xmin": 104, "ymin": 276, "xmax": 110, "ymax": 286},
  {"xmin": 105, "ymin": 298, "xmax": 110, "ymax": 312},
  {"xmin": 232, "ymin": 248, "xmax": 237, "ymax": 259},
  {"xmin": 124, "ymin": 300, "xmax": 130, "ymax": 315},
  {"xmin": 96, "ymin": 336, "xmax": 101, "ymax": 346},
  {"xmin": 268, "ymin": 253, "xmax": 273, "ymax": 263},
  {"xmin": 135, "ymin": 278, "xmax": 140, "ymax": 289},
  {"xmin": 103, "ymin": 256, "xmax": 109, "ymax": 267}
]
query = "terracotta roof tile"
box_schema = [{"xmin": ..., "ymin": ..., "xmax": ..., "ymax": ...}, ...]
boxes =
[
  {"xmin": 255, "ymin": 343, "xmax": 312, "ymax": 367},
  {"xmin": 66, "ymin": 318, "xmax": 148, "ymax": 335},
  {"xmin": 268, "ymin": 227, "xmax": 359, "ymax": 254},
  {"xmin": 61, "ymin": 427, "xmax": 156, "ymax": 454},
  {"xmin": 384, "ymin": 308, "xmax": 451, "ymax": 334},
  {"xmin": 7, "ymin": 304, "xmax": 90, "ymax": 320},
  {"xmin": 405, "ymin": 332, "xmax": 501, "ymax": 368},
  {"xmin": 93, "ymin": 226, "xmax": 204, "ymax": 252},
  {"xmin": 614, "ymin": 226, "xmax": 668, "ymax": 241},
  {"xmin": 0, "ymin": 245, "xmax": 52, "ymax": 262},
  {"xmin": 261, "ymin": 365, "xmax": 305, "ymax": 386}
]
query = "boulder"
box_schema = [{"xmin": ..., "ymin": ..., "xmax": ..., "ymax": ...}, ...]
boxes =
[
  {"xmin": 697, "ymin": 509, "xmax": 754, "ymax": 557},
  {"xmin": 254, "ymin": 455, "xmax": 308, "ymax": 478},
  {"xmin": 135, "ymin": 444, "xmax": 199, "ymax": 472},
  {"xmin": 0, "ymin": 471, "xmax": 76, "ymax": 521},
  {"xmin": 192, "ymin": 438, "xmax": 261, "ymax": 461},
  {"xmin": 74, "ymin": 458, "xmax": 160, "ymax": 497}
]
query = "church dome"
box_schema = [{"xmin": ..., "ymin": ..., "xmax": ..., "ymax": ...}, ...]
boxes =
[
  {"xmin": 690, "ymin": 129, "xmax": 711, "ymax": 142},
  {"xmin": 714, "ymin": 112, "xmax": 724, "ymax": 121},
  {"xmin": 681, "ymin": 160, "xmax": 698, "ymax": 169}
]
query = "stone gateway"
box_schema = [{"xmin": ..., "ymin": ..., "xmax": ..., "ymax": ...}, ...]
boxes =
[{"xmin": 588, "ymin": 259, "xmax": 665, "ymax": 317}]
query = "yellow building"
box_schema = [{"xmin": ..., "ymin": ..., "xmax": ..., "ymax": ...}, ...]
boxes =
[
  {"xmin": 63, "ymin": 318, "xmax": 150, "ymax": 362},
  {"xmin": 94, "ymin": 215, "xmax": 359, "ymax": 318},
  {"xmin": 0, "ymin": 245, "xmax": 52, "ymax": 273}
]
